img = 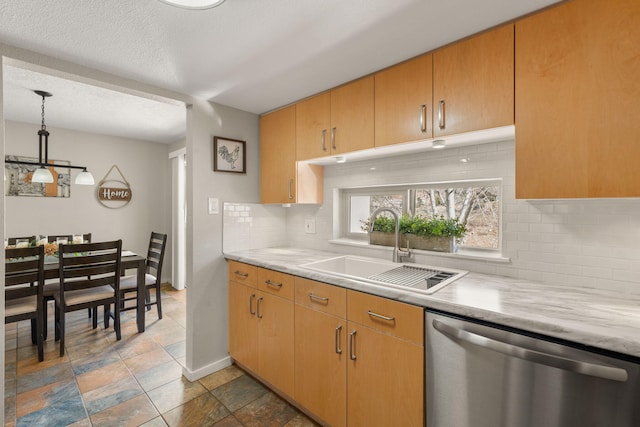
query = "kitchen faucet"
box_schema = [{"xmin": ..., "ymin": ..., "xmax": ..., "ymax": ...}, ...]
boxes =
[{"xmin": 369, "ymin": 207, "xmax": 411, "ymax": 263}]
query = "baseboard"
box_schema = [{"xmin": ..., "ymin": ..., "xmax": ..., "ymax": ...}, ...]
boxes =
[{"xmin": 182, "ymin": 356, "xmax": 231, "ymax": 382}]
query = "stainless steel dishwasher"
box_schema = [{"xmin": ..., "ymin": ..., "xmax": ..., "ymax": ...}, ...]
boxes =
[{"xmin": 425, "ymin": 310, "xmax": 640, "ymax": 427}]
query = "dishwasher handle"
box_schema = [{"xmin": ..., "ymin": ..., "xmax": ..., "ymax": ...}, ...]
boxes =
[{"xmin": 432, "ymin": 318, "xmax": 629, "ymax": 383}]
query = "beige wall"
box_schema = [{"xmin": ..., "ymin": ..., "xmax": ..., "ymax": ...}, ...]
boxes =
[
  {"xmin": 185, "ymin": 99, "xmax": 260, "ymax": 376},
  {"xmin": 4, "ymin": 120, "xmax": 172, "ymax": 279}
]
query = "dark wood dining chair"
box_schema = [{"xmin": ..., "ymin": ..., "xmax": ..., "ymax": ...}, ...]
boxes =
[
  {"xmin": 54, "ymin": 240, "xmax": 122, "ymax": 357},
  {"xmin": 5, "ymin": 245, "xmax": 45, "ymax": 361},
  {"xmin": 119, "ymin": 232, "xmax": 167, "ymax": 319},
  {"xmin": 7, "ymin": 236, "xmax": 35, "ymax": 246},
  {"xmin": 47, "ymin": 233, "xmax": 91, "ymax": 244}
]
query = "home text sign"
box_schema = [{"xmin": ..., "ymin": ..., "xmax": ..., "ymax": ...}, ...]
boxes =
[
  {"xmin": 99, "ymin": 187, "xmax": 132, "ymax": 202},
  {"xmin": 98, "ymin": 165, "xmax": 133, "ymax": 209}
]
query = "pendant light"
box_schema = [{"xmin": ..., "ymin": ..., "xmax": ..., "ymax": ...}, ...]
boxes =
[{"xmin": 5, "ymin": 90, "xmax": 95, "ymax": 186}]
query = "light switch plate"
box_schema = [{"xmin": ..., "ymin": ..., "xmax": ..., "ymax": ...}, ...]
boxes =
[
  {"xmin": 208, "ymin": 197, "xmax": 219, "ymax": 215},
  {"xmin": 305, "ymin": 219, "xmax": 316, "ymax": 234}
]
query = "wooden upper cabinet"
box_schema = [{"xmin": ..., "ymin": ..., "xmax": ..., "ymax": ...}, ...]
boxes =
[
  {"xmin": 515, "ymin": 0, "xmax": 640, "ymax": 198},
  {"xmin": 260, "ymin": 106, "xmax": 296, "ymax": 204},
  {"xmin": 433, "ymin": 24, "xmax": 514, "ymax": 137},
  {"xmin": 330, "ymin": 76, "xmax": 375, "ymax": 155},
  {"xmin": 296, "ymin": 92, "xmax": 331, "ymax": 161},
  {"xmin": 261, "ymin": 105, "xmax": 323, "ymax": 204},
  {"xmin": 375, "ymin": 53, "xmax": 433, "ymax": 147}
]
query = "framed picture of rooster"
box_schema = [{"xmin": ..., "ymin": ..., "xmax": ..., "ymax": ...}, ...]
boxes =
[{"xmin": 213, "ymin": 136, "xmax": 246, "ymax": 174}]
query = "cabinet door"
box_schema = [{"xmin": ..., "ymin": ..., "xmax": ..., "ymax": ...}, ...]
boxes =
[
  {"xmin": 260, "ymin": 105, "xmax": 296, "ymax": 203},
  {"xmin": 294, "ymin": 305, "xmax": 347, "ymax": 427},
  {"xmin": 228, "ymin": 281, "xmax": 258, "ymax": 373},
  {"xmin": 347, "ymin": 322, "xmax": 424, "ymax": 427},
  {"xmin": 375, "ymin": 53, "xmax": 433, "ymax": 147},
  {"xmin": 330, "ymin": 76, "xmax": 375, "ymax": 155},
  {"xmin": 296, "ymin": 92, "xmax": 331, "ymax": 161},
  {"xmin": 257, "ymin": 292, "xmax": 294, "ymax": 396},
  {"xmin": 433, "ymin": 24, "xmax": 514, "ymax": 137},
  {"xmin": 515, "ymin": 0, "xmax": 640, "ymax": 198}
]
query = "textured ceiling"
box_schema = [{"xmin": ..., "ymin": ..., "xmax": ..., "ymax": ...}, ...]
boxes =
[{"xmin": 0, "ymin": 0, "xmax": 561, "ymax": 143}]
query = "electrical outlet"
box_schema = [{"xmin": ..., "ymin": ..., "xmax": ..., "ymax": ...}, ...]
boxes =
[{"xmin": 305, "ymin": 219, "xmax": 316, "ymax": 234}]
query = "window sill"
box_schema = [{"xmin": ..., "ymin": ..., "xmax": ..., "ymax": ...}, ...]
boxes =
[{"xmin": 329, "ymin": 238, "xmax": 510, "ymax": 263}]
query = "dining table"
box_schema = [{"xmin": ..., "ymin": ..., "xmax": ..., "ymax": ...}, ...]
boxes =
[{"xmin": 43, "ymin": 250, "xmax": 148, "ymax": 333}]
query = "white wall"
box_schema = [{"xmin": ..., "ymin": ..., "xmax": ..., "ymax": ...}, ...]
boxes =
[
  {"xmin": 287, "ymin": 140, "xmax": 640, "ymax": 293},
  {"xmin": 4, "ymin": 120, "xmax": 172, "ymax": 280}
]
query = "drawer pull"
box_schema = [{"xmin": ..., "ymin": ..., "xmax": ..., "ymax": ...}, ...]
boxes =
[
  {"xmin": 257, "ymin": 296, "xmax": 264, "ymax": 319},
  {"xmin": 335, "ymin": 325, "xmax": 343, "ymax": 354},
  {"xmin": 308, "ymin": 293, "xmax": 329, "ymax": 303},
  {"xmin": 349, "ymin": 330, "xmax": 357, "ymax": 360},
  {"xmin": 249, "ymin": 293, "xmax": 256, "ymax": 316},
  {"xmin": 234, "ymin": 270, "xmax": 249, "ymax": 278},
  {"xmin": 367, "ymin": 310, "xmax": 395, "ymax": 322},
  {"xmin": 265, "ymin": 279, "xmax": 283, "ymax": 289}
]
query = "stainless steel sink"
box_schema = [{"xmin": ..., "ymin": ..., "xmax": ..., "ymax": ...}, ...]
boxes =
[{"xmin": 300, "ymin": 255, "xmax": 466, "ymax": 294}]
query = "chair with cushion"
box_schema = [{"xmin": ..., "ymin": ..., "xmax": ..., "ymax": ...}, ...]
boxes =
[
  {"xmin": 119, "ymin": 232, "xmax": 167, "ymax": 319},
  {"xmin": 54, "ymin": 240, "xmax": 122, "ymax": 357},
  {"xmin": 7, "ymin": 236, "xmax": 35, "ymax": 246},
  {"xmin": 5, "ymin": 245, "xmax": 45, "ymax": 361}
]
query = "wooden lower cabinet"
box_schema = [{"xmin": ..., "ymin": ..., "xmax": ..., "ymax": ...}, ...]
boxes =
[
  {"xmin": 294, "ymin": 304, "xmax": 347, "ymax": 427},
  {"xmin": 257, "ymin": 292, "xmax": 294, "ymax": 396},
  {"xmin": 228, "ymin": 280, "xmax": 258, "ymax": 373},
  {"xmin": 228, "ymin": 266, "xmax": 294, "ymax": 397},
  {"xmin": 230, "ymin": 265, "xmax": 424, "ymax": 426},
  {"xmin": 346, "ymin": 322, "xmax": 424, "ymax": 427}
]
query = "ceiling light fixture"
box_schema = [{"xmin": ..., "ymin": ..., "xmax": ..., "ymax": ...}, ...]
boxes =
[
  {"xmin": 4, "ymin": 90, "xmax": 95, "ymax": 186},
  {"xmin": 158, "ymin": 0, "xmax": 225, "ymax": 9},
  {"xmin": 432, "ymin": 139, "xmax": 446, "ymax": 149}
]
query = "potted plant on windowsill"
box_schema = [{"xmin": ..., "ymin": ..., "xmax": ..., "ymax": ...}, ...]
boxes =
[
  {"xmin": 406, "ymin": 215, "xmax": 467, "ymax": 253},
  {"xmin": 361, "ymin": 215, "xmax": 411, "ymax": 247}
]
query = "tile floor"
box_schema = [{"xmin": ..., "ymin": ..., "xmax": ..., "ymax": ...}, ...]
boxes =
[{"xmin": 4, "ymin": 284, "xmax": 317, "ymax": 427}]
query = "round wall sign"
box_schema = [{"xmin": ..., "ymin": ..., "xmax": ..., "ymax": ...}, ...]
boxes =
[{"xmin": 97, "ymin": 165, "xmax": 132, "ymax": 209}]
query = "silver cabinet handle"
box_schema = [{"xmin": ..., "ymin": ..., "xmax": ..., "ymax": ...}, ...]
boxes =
[
  {"xmin": 287, "ymin": 178, "xmax": 294, "ymax": 200},
  {"xmin": 331, "ymin": 127, "xmax": 337, "ymax": 150},
  {"xmin": 438, "ymin": 99, "xmax": 446, "ymax": 129},
  {"xmin": 265, "ymin": 279, "xmax": 282, "ymax": 289},
  {"xmin": 420, "ymin": 104, "xmax": 427, "ymax": 133},
  {"xmin": 335, "ymin": 325, "xmax": 343, "ymax": 354},
  {"xmin": 349, "ymin": 330, "xmax": 357, "ymax": 360},
  {"xmin": 249, "ymin": 293, "xmax": 256, "ymax": 316},
  {"xmin": 234, "ymin": 270, "xmax": 249, "ymax": 278},
  {"xmin": 321, "ymin": 129, "xmax": 327, "ymax": 152},
  {"xmin": 256, "ymin": 296, "xmax": 263, "ymax": 319},
  {"xmin": 367, "ymin": 310, "xmax": 395, "ymax": 322},
  {"xmin": 308, "ymin": 293, "xmax": 329, "ymax": 303},
  {"xmin": 432, "ymin": 319, "xmax": 628, "ymax": 382}
]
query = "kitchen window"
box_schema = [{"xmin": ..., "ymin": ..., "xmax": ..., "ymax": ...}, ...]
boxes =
[{"xmin": 342, "ymin": 179, "xmax": 502, "ymax": 251}]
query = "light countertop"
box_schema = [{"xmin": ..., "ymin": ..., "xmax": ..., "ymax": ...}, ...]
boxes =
[{"xmin": 224, "ymin": 247, "xmax": 640, "ymax": 360}]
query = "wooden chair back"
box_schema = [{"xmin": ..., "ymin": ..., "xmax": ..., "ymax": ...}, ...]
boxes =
[
  {"xmin": 58, "ymin": 240, "xmax": 122, "ymax": 298},
  {"xmin": 7, "ymin": 236, "xmax": 35, "ymax": 246},
  {"xmin": 5, "ymin": 245, "xmax": 45, "ymax": 307},
  {"xmin": 146, "ymin": 232, "xmax": 167, "ymax": 283}
]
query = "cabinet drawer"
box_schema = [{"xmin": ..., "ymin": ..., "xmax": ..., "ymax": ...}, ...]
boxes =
[
  {"xmin": 295, "ymin": 277, "xmax": 346, "ymax": 319},
  {"xmin": 228, "ymin": 261, "xmax": 257, "ymax": 287},
  {"xmin": 347, "ymin": 290, "xmax": 423, "ymax": 345},
  {"xmin": 258, "ymin": 268, "xmax": 294, "ymax": 300}
]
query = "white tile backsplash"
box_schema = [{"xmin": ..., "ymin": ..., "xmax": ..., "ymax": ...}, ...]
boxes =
[
  {"xmin": 286, "ymin": 140, "xmax": 640, "ymax": 293},
  {"xmin": 223, "ymin": 140, "xmax": 640, "ymax": 293}
]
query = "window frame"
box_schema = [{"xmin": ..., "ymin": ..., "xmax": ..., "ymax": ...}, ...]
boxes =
[{"xmin": 340, "ymin": 178, "xmax": 503, "ymax": 252}]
